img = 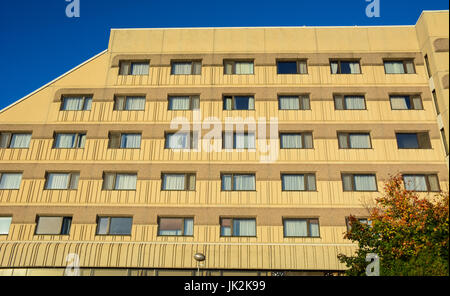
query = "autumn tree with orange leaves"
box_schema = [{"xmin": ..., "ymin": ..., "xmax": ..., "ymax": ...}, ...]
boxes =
[{"xmin": 338, "ymin": 174, "xmax": 449, "ymax": 276}]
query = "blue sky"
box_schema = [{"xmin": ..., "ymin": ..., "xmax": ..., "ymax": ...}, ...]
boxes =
[{"xmin": 0, "ymin": 0, "xmax": 448, "ymax": 110}]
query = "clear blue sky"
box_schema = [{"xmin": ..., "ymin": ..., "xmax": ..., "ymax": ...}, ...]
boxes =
[{"xmin": 0, "ymin": 0, "xmax": 448, "ymax": 110}]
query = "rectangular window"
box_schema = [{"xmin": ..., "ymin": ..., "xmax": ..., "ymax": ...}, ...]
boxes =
[
  {"xmin": 384, "ymin": 60, "xmax": 415, "ymax": 74},
  {"xmin": 162, "ymin": 173, "xmax": 196, "ymax": 191},
  {"xmin": 403, "ymin": 174, "xmax": 440, "ymax": 192},
  {"xmin": 441, "ymin": 128, "xmax": 449, "ymax": 156},
  {"xmin": 35, "ymin": 216, "xmax": 72, "ymax": 235},
  {"xmin": 168, "ymin": 95, "xmax": 200, "ymax": 110},
  {"xmin": 278, "ymin": 95, "xmax": 310, "ymax": 110},
  {"xmin": 281, "ymin": 174, "xmax": 316, "ymax": 191},
  {"xmin": 432, "ymin": 90, "xmax": 440, "ymax": 115},
  {"xmin": 345, "ymin": 217, "xmax": 372, "ymax": 231},
  {"xmin": 396, "ymin": 132, "xmax": 431, "ymax": 149},
  {"xmin": 280, "ymin": 133, "xmax": 313, "ymax": 149},
  {"xmin": 114, "ymin": 96, "xmax": 146, "ymax": 111},
  {"xmin": 0, "ymin": 132, "xmax": 32, "ymax": 148},
  {"xmin": 277, "ymin": 60, "xmax": 308, "ymax": 74},
  {"xmin": 96, "ymin": 217, "xmax": 133, "ymax": 235},
  {"xmin": 283, "ymin": 218, "xmax": 319, "ymax": 237},
  {"xmin": 108, "ymin": 132, "xmax": 141, "ymax": 149},
  {"xmin": 222, "ymin": 132, "xmax": 256, "ymax": 149},
  {"xmin": 334, "ymin": 95, "xmax": 366, "ymax": 110},
  {"xmin": 102, "ymin": 173, "xmax": 137, "ymax": 190},
  {"xmin": 220, "ymin": 218, "xmax": 256, "ymax": 237},
  {"xmin": 224, "ymin": 60, "xmax": 254, "ymax": 75},
  {"xmin": 45, "ymin": 172, "xmax": 79, "ymax": 190},
  {"xmin": 338, "ymin": 132, "xmax": 372, "ymax": 149},
  {"xmin": 171, "ymin": 61, "xmax": 201, "ymax": 75},
  {"xmin": 119, "ymin": 61, "xmax": 149, "ymax": 75},
  {"xmin": 165, "ymin": 132, "xmax": 198, "ymax": 149},
  {"xmin": 424, "ymin": 55, "xmax": 431, "ymax": 78},
  {"xmin": 61, "ymin": 95, "xmax": 92, "ymax": 111},
  {"xmin": 53, "ymin": 133, "xmax": 86, "ymax": 149},
  {"xmin": 158, "ymin": 217, "xmax": 194, "ymax": 236},
  {"xmin": 330, "ymin": 60, "xmax": 361, "ymax": 74},
  {"xmin": 390, "ymin": 95, "xmax": 423, "ymax": 110},
  {"xmin": 221, "ymin": 174, "xmax": 256, "ymax": 191},
  {"xmin": 223, "ymin": 96, "xmax": 255, "ymax": 110},
  {"xmin": 0, "ymin": 217, "xmax": 12, "ymax": 235},
  {"xmin": 342, "ymin": 174, "xmax": 377, "ymax": 192},
  {"xmin": 0, "ymin": 173, "xmax": 22, "ymax": 190}
]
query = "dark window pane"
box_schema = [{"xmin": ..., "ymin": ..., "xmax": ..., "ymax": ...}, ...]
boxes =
[
  {"xmin": 109, "ymin": 217, "xmax": 132, "ymax": 235},
  {"xmin": 417, "ymin": 133, "xmax": 431, "ymax": 149},
  {"xmin": 61, "ymin": 217, "xmax": 72, "ymax": 235},
  {"xmin": 340, "ymin": 62, "xmax": 352, "ymax": 74},
  {"xmin": 234, "ymin": 96, "xmax": 250, "ymax": 110},
  {"xmin": 277, "ymin": 62, "xmax": 298, "ymax": 74},
  {"xmin": 396, "ymin": 134, "xmax": 419, "ymax": 149}
]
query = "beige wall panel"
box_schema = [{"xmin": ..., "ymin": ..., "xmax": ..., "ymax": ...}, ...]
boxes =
[
  {"xmin": 366, "ymin": 27, "xmax": 420, "ymax": 52},
  {"xmin": 109, "ymin": 30, "xmax": 165, "ymax": 53},
  {"xmin": 264, "ymin": 28, "xmax": 317, "ymax": 53}
]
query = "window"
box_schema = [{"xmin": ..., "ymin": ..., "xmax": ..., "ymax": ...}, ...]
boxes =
[
  {"xmin": 114, "ymin": 96, "xmax": 146, "ymax": 111},
  {"xmin": 432, "ymin": 90, "xmax": 440, "ymax": 115},
  {"xmin": 342, "ymin": 174, "xmax": 377, "ymax": 192},
  {"xmin": 390, "ymin": 95, "xmax": 423, "ymax": 110},
  {"xmin": 220, "ymin": 218, "xmax": 256, "ymax": 237},
  {"xmin": 168, "ymin": 95, "xmax": 200, "ymax": 110},
  {"xmin": 345, "ymin": 217, "xmax": 372, "ymax": 231},
  {"xmin": 334, "ymin": 95, "xmax": 366, "ymax": 110},
  {"xmin": 403, "ymin": 174, "xmax": 440, "ymax": 192},
  {"xmin": 35, "ymin": 216, "xmax": 72, "ymax": 235},
  {"xmin": 283, "ymin": 218, "xmax": 320, "ymax": 237},
  {"xmin": 53, "ymin": 133, "xmax": 86, "ymax": 149},
  {"xmin": 280, "ymin": 133, "xmax": 313, "ymax": 149},
  {"xmin": 108, "ymin": 132, "xmax": 141, "ymax": 149},
  {"xmin": 224, "ymin": 60, "xmax": 254, "ymax": 75},
  {"xmin": 221, "ymin": 174, "xmax": 256, "ymax": 191},
  {"xmin": 396, "ymin": 132, "xmax": 431, "ymax": 149},
  {"xmin": 441, "ymin": 128, "xmax": 449, "ymax": 156},
  {"xmin": 277, "ymin": 60, "xmax": 307, "ymax": 74},
  {"xmin": 171, "ymin": 61, "xmax": 201, "ymax": 75},
  {"xmin": 158, "ymin": 217, "xmax": 194, "ymax": 236},
  {"xmin": 45, "ymin": 172, "xmax": 79, "ymax": 190},
  {"xmin": 222, "ymin": 132, "xmax": 256, "ymax": 149},
  {"xmin": 384, "ymin": 60, "xmax": 415, "ymax": 74},
  {"xmin": 281, "ymin": 174, "xmax": 316, "ymax": 191},
  {"xmin": 119, "ymin": 61, "xmax": 149, "ymax": 75},
  {"xmin": 165, "ymin": 132, "xmax": 198, "ymax": 149},
  {"xmin": 330, "ymin": 60, "xmax": 361, "ymax": 74},
  {"xmin": 223, "ymin": 96, "xmax": 255, "ymax": 110},
  {"xmin": 424, "ymin": 55, "xmax": 431, "ymax": 78},
  {"xmin": 96, "ymin": 217, "xmax": 133, "ymax": 235},
  {"xmin": 0, "ymin": 173, "xmax": 22, "ymax": 190},
  {"xmin": 0, "ymin": 132, "xmax": 31, "ymax": 148},
  {"xmin": 278, "ymin": 95, "xmax": 310, "ymax": 110},
  {"xmin": 162, "ymin": 173, "xmax": 196, "ymax": 191},
  {"xmin": 61, "ymin": 95, "xmax": 92, "ymax": 111},
  {"xmin": 338, "ymin": 132, "xmax": 372, "ymax": 149},
  {"xmin": 0, "ymin": 217, "xmax": 12, "ymax": 235},
  {"xmin": 102, "ymin": 173, "xmax": 137, "ymax": 190}
]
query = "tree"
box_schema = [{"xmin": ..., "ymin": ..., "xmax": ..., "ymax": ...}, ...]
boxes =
[{"xmin": 338, "ymin": 174, "xmax": 449, "ymax": 276}]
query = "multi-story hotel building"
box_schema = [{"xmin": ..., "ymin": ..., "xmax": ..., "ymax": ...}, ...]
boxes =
[{"xmin": 0, "ymin": 10, "xmax": 448, "ymax": 276}]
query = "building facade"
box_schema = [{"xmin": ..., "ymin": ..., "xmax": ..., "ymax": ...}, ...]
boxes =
[{"xmin": 0, "ymin": 11, "xmax": 448, "ymax": 276}]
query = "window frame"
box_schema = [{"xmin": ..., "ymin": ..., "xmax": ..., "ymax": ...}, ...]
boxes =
[
  {"xmin": 170, "ymin": 60, "xmax": 202, "ymax": 75},
  {"xmin": 279, "ymin": 132, "xmax": 314, "ymax": 149},
  {"xmin": 34, "ymin": 216, "xmax": 72, "ymax": 235},
  {"xmin": 221, "ymin": 173, "xmax": 256, "ymax": 192},
  {"xmin": 281, "ymin": 173, "xmax": 317, "ymax": 192},
  {"xmin": 164, "ymin": 131, "xmax": 198, "ymax": 149},
  {"xmin": 345, "ymin": 217, "xmax": 372, "ymax": 232},
  {"xmin": 341, "ymin": 173, "xmax": 378, "ymax": 192},
  {"xmin": 52, "ymin": 132, "xmax": 86, "ymax": 149},
  {"xmin": 44, "ymin": 172, "xmax": 80, "ymax": 190},
  {"xmin": 330, "ymin": 59, "xmax": 362, "ymax": 74},
  {"xmin": 383, "ymin": 59, "xmax": 416, "ymax": 74},
  {"xmin": 222, "ymin": 131, "xmax": 256, "ymax": 150},
  {"xmin": 101, "ymin": 172, "xmax": 138, "ymax": 191},
  {"xmin": 219, "ymin": 217, "xmax": 257, "ymax": 237},
  {"xmin": 441, "ymin": 128, "xmax": 449, "ymax": 156},
  {"xmin": 282, "ymin": 218, "xmax": 320, "ymax": 238},
  {"xmin": 223, "ymin": 60, "xmax": 255, "ymax": 75},
  {"xmin": 0, "ymin": 132, "xmax": 32, "ymax": 149},
  {"xmin": 395, "ymin": 132, "xmax": 432, "ymax": 149},
  {"xmin": 119, "ymin": 60, "xmax": 150, "ymax": 76},
  {"xmin": 95, "ymin": 216, "xmax": 133, "ymax": 236},
  {"xmin": 337, "ymin": 132, "xmax": 373, "ymax": 149},
  {"xmin": 223, "ymin": 95, "xmax": 255, "ymax": 111},
  {"xmin": 107, "ymin": 132, "xmax": 142, "ymax": 149},
  {"xmin": 0, "ymin": 172, "xmax": 23, "ymax": 190},
  {"xmin": 0, "ymin": 216, "xmax": 13, "ymax": 235},
  {"xmin": 157, "ymin": 217, "xmax": 194, "ymax": 237},
  {"xmin": 334, "ymin": 94, "xmax": 367, "ymax": 110},
  {"xmin": 276, "ymin": 60, "xmax": 308, "ymax": 75},
  {"xmin": 161, "ymin": 173, "xmax": 196, "ymax": 191},
  {"xmin": 60, "ymin": 95, "xmax": 92, "ymax": 111},
  {"xmin": 167, "ymin": 95, "xmax": 200, "ymax": 111},
  {"xmin": 389, "ymin": 95, "xmax": 423, "ymax": 110},
  {"xmin": 277, "ymin": 94, "xmax": 311, "ymax": 110},
  {"xmin": 402, "ymin": 174, "xmax": 440, "ymax": 192},
  {"xmin": 113, "ymin": 95, "xmax": 146, "ymax": 111}
]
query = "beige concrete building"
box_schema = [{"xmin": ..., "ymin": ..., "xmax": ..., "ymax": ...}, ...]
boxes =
[{"xmin": 0, "ymin": 10, "xmax": 448, "ymax": 276}]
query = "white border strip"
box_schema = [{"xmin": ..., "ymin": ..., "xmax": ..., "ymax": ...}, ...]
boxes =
[{"xmin": 0, "ymin": 49, "xmax": 108, "ymax": 115}]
